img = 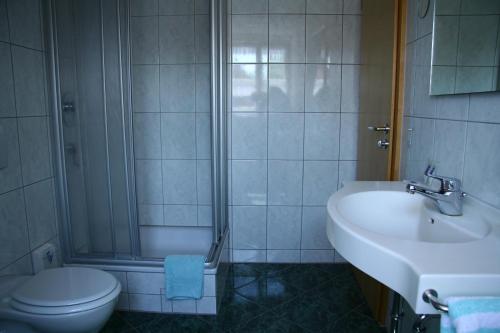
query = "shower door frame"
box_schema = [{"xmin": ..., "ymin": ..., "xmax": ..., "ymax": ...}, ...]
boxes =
[{"xmin": 46, "ymin": 0, "xmax": 229, "ymax": 267}]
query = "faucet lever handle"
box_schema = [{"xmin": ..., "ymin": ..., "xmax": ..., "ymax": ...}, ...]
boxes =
[{"xmin": 424, "ymin": 168, "xmax": 461, "ymax": 192}]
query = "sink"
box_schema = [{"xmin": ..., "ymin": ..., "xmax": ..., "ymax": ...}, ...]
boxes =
[
  {"xmin": 337, "ymin": 191, "xmax": 490, "ymax": 243},
  {"xmin": 327, "ymin": 181, "xmax": 500, "ymax": 314}
]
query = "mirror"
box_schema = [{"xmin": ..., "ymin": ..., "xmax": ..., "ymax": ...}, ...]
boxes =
[{"xmin": 430, "ymin": 0, "xmax": 500, "ymax": 95}]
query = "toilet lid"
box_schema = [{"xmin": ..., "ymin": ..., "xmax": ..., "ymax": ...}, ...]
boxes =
[{"xmin": 11, "ymin": 267, "xmax": 118, "ymax": 307}]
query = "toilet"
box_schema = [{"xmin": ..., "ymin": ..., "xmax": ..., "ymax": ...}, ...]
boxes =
[{"xmin": 0, "ymin": 267, "xmax": 121, "ymax": 333}]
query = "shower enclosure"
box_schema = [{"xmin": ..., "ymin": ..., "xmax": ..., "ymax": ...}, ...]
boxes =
[{"xmin": 46, "ymin": 0, "xmax": 229, "ymax": 268}]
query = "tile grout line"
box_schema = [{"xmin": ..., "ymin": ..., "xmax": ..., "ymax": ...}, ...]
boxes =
[
  {"xmin": 299, "ymin": 11, "xmax": 307, "ymax": 263},
  {"xmin": 265, "ymin": 4, "xmax": 270, "ymax": 262},
  {"xmin": 5, "ymin": 0, "xmax": 35, "ymax": 272},
  {"xmin": 336, "ymin": 6, "xmax": 345, "ymax": 262},
  {"xmin": 193, "ymin": 6, "xmax": 199, "ymax": 228}
]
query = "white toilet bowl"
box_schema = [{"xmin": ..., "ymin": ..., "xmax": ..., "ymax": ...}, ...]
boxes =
[{"xmin": 0, "ymin": 267, "xmax": 121, "ymax": 333}]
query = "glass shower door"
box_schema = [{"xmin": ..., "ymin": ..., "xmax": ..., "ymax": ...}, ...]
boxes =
[
  {"xmin": 49, "ymin": 0, "xmax": 228, "ymax": 263},
  {"xmin": 130, "ymin": 0, "xmax": 216, "ymax": 258},
  {"xmin": 52, "ymin": 0, "xmax": 135, "ymax": 258}
]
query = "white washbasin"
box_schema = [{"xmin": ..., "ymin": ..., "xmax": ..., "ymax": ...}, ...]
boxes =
[
  {"xmin": 337, "ymin": 191, "xmax": 490, "ymax": 243},
  {"xmin": 327, "ymin": 181, "xmax": 500, "ymax": 314}
]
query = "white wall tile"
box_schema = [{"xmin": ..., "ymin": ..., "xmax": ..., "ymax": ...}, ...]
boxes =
[
  {"xmin": 135, "ymin": 160, "xmax": 163, "ymax": 205},
  {"xmin": 0, "ymin": 189, "xmax": 29, "ymax": 269},
  {"xmin": 159, "ymin": 0, "xmax": 194, "ymax": 15},
  {"xmin": 24, "ymin": 179, "xmax": 57, "ymax": 250},
  {"xmin": 301, "ymin": 207, "xmax": 333, "ymax": 250},
  {"xmin": 342, "ymin": 15, "xmax": 361, "ymax": 64},
  {"xmin": 227, "ymin": 1, "xmax": 367, "ymax": 261},
  {"xmin": 162, "ymin": 160, "xmax": 197, "ymax": 204},
  {"xmin": 161, "ymin": 113, "xmax": 196, "ymax": 159},
  {"xmin": 267, "ymin": 206, "xmax": 301, "ymax": 249},
  {"xmin": 129, "ymin": 293, "xmax": 162, "ymax": 312},
  {"xmin": 159, "ymin": 16, "xmax": 195, "ymax": 64},
  {"xmin": 130, "ymin": 0, "xmax": 158, "ymax": 16},
  {"xmin": 195, "ymin": 0, "xmax": 209, "ymax": 14},
  {"xmin": 127, "ymin": 272, "xmax": 164, "ymax": 294},
  {"xmin": 338, "ymin": 161, "xmax": 357, "ymax": 187},
  {"xmin": 197, "ymin": 160, "xmax": 212, "ymax": 205},
  {"xmin": 0, "ymin": 43, "xmax": 15, "ymax": 117},
  {"xmin": 232, "ymin": 249, "xmax": 267, "ymax": 263},
  {"xmin": 339, "ymin": 113, "xmax": 359, "ymax": 160},
  {"xmin": 305, "ymin": 64, "xmax": 341, "ymax": 113},
  {"xmin": 0, "ymin": 0, "xmax": 10, "ymax": 43},
  {"xmin": 436, "ymin": 94, "xmax": 469, "ymax": 121},
  {"xmin": 18, "ymin": 117, "xmax": 51, "ymax": 185},
  {"xmin": 232, "ymin": 15, "xmax": 268, "ymax": 63},
  {"xmin": 304, "ymin": 113, "xmax": 340, "ymax": 160},
  {"xmin": 405, "ymin": 117, "xmax": 436, "ymax": 182},
  {"xmin": 204, "ymin": 274, "xmax": 216, "ymax": 297},
  {"xmin": 196, "ymin": 65, "xmax": 211, "ymax": 112},
  {"xmin": 196, "ymin": 296, "xmax": 216, "ymax": 314},
  {"xmin": 341, "ymin": 65, "xmax": 360, "ymax": 113},
  {"xmin": 343, "ymin": 0, "xmax": 362, "ymax": 14},
  {"xmin": 306, "ymin": 0, "xmax": 342, "ymax": 14},
  {"xmin": 463, "ymin": 122, "xmax": 500, "ymax": 207},
  {"xmin": 432, "ymin": 120, "xmax": 466, "ymax": 179},
  {"xmin": 269, "ymin": 0, "xmax": 305, "ymax": 14},
  {"xmin": 303, "ymin": 161, "xmax": 339, "ymax": 206},
  {"xmin": 7, "ymin": 0, "xmax": 42, "ymax": 50},
  {"xmin": 133, "ymin": 113, "xmax": 161, "ymax": 159},
  {"xmin": 164, "ymin": 205, "xmax": 197, "ymax": 226},
  {"xmin": 12, "ymin": 46, "xmax": 46, "ymax": 117},
  {"xmin": 197, "ymin": 205, "xmax": 212, "ymax": 227},
  {"xmin": 195, "ymin": 15, "xmax": 210, "ymax": 63},
  {"xmin": 232, "ymin": 64, "xmax": 268, "ymax": 112},
  {"xmin": 269, "ymin": 15, "xmax": 305, "ymax": 63},
  {"xmin": 196, "ymin": 113, "xmax": 211, "ymax": 157},
  {"xmin": 131, "ymin": 16, "xmax": 159, "ymax": 64},
  {"xmin": 469, "ymin": 92, "xmax": 500, "ymax": 124},
  {"xmin": 172, "ymin": 299, "xmax": 197, "ymax": 313},
  {"xmin": 232, "ymin": 160, "xmax": 267, "ymax": 205},
  {"xmin": 268, "ymin": 160, "xmax": 303, "ymax": 206},
  {"xmin": 0, "ymin": 254, "xmax": 32, "ymax": 277},
  {"xmin": 132, "ymin": 65, "xmax": 159, "ymax": 113},
  {"xmin": 269, "ymin": 64, "xmax": 305, "ymax": 112},
  {"xmin": 117, "ymin": 293, "xmax": 130, "ymax": 311},
  {"xmin": 232, "ymin": 0, "xmax": 268, "ymax": 14},
  {"xmin": 268, "ymin": 113, "xmax": 304, "ymax": 160},
  {"xmin": 232, "ymin": 113, "xmax": 268, "ymax": 159},
  {"xmin": 232, "ymin": 206, "xmax": 267, "ymax": 250},
  {"xmin": 160, "ymin": 65, "xmax": 195, "ymax": 112},
  {"xmin": 0, "ymin": 119, "xmax": 22, "ymax": 193},
  {"xmin": 306, "ymin": 15, "xmax": 342, "ymax": 63},
  {"xmin": 267, "ymin": 250, "xmax": 300, "ymax": 263}
]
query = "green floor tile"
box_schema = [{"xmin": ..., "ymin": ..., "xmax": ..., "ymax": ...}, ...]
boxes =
[{"xmin": 100, "ymin": 264, "xmax": 384, "ymax": 333}]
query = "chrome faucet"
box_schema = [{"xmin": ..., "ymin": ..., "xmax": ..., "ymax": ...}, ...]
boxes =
[{"xmin": 406, "ymin": 168, "xmax": 466, "ymax": 216}]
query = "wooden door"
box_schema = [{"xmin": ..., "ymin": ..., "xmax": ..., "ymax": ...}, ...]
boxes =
[{"xmin": 352, "ymin": 0, "xmax": 407, "ymax": 325}]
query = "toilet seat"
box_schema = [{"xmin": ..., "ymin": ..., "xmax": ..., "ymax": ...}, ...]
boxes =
[{"xmin": 9, "ymin": 267, "xmax": 120, "ymax": 315}]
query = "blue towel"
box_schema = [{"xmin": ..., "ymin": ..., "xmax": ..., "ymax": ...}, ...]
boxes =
[
  {"xmin": 441, "ymin": 297, "xmax": 500, "ymax": 333},
  {"xmin": 164, "ymin": 255, "xmax": 205, "ymax": 300}
]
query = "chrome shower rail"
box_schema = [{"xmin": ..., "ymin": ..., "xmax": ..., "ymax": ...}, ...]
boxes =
[{"xmin": 423, "ymin": 289, "xmax": 449, "ymax": 313}]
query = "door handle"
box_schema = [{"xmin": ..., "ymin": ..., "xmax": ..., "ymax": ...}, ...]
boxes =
[
  {"xmin": 377, "ymin": 139, "xmax": 390, "ymax": 149},
  {"xmin": 368, "ymin": 123, "xmax": 391, "ymax": 134}
]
